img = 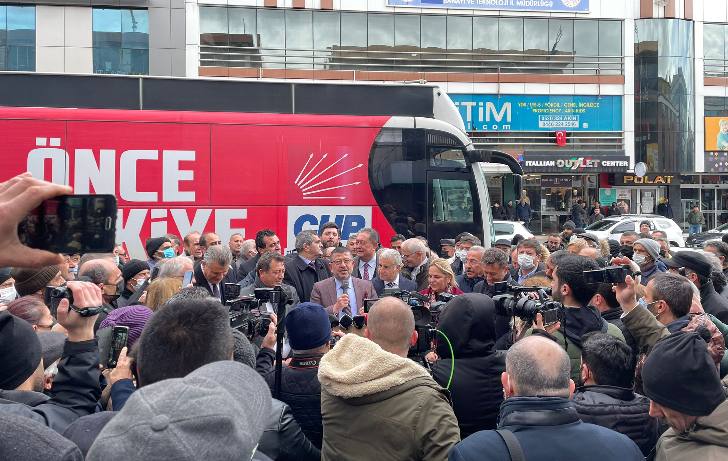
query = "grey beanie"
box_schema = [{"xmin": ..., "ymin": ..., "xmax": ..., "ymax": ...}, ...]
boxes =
[
  {"xmin": 634, "ymin": 238, "xmax": 661, "ymax": 262},
  {"xmin": 86, "ymin": 361, "xmax": 271, "ymax": 461},
  {"xmin": 231, "ymin": 329, "xmax": 256, "ymax": 368}
]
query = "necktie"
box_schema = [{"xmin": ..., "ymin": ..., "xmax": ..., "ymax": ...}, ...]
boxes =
[
  {"xmin": 212, "ymin": 284, "xmax": 220, "ymax": 299},
  {"xmin": 386, "ymin": 282, "xmax": 395, "ymax": 288},
  {"xmin": 363, "ymin": 263, "xmax": 370, "ymax": 280}
]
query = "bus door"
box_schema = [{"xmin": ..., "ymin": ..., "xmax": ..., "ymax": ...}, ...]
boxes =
[{"xmin": 426, "ymin": 170, "xmax": 483, "ymax": 250}]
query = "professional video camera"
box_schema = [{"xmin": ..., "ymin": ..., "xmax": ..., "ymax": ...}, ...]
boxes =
[
  {"xmin": 491, "ymin": 281, "xmax": 563, "ymax": 326},
  {"xmin": 224, "ymin": 284, "xmax": 284, "ymax": 341}
]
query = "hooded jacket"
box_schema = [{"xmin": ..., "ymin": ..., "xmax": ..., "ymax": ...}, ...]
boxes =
[
  {"xmin": 655, "ymin": 398, "xmax": 728, "ymax": 461},
  {"xmin": 431, "ymin": 294, "xmax": 505, "ymax": 438},
  {"xmin": 318, "ymin": 334, "xmax": 460, "ymax": 461}
]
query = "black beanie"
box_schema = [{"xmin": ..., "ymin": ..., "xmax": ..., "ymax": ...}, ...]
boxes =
[
  {"xmin": 122, "ymin": 259, "xmax": 150, "ymax": 284},
  {"xmin": 0, "ymin": 312, "xmax": 42, "ymax": 390},
  {"xmin": 642, "ymin": 331, "xmax": 726, "ymax": 417},
  {"xmin": 145, "ymin": 237, "xmax": 170, "ymax": 259}
]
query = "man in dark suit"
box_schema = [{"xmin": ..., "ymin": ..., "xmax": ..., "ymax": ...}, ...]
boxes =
[
  {"xmin": 284, "ymin": 230, "xmax": 331, "ymax": 302},
  {"xmin": 371, "ymin": 248, "xmax": 417, "ymax": 295},
  {"xmin": 239, "ymin": 252, "xmax": 299, "ymax": 314},
  {"xmin": 193, "ymin": 244, "xmax": 237, "ymax": 303},
  {"xmin": 400, "ymin": 238, "xmax": 430, "ymax": 291},
  {"xmin": 351, "ymin": 228, "xmax": 379, "ymax": 281},
  {"xmin": 237, "ymin": 229, "xmax": 281, "ymax": 285},
  {"xmin": 311, "ymin": 247, "xmax": 377, "ymax": 317}
]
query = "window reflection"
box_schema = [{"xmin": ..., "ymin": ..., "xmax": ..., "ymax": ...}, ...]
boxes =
[
  {"xmin": 93, "ymin": 8, "xmax": 148, "ymax": 75},
  {"xmin": 2, "ymin": 5, "xmax": 35, "ymax": 71}
]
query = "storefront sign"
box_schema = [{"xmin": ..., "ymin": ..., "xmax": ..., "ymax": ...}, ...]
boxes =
[
  {"xmin": 522, "ymin": 152, "xmax": 629, "ymax": 173},
  {"xmin": 386, "ymin": 0, "xmax": 589, "ymax": 13},
  {"xmin": 704, "ymin": 117, "xmax": 728, "ymax": 151},
  {"xmin": 541, "ymin": 176, "xmax": 573, "ymax": 187},
  {"xmin": 451, "ymin": 95, "xmax": 622, "ymax": 132},
  {"xmin": 615, "ymin": 174, "xmax": 678, "ymax": 185}
]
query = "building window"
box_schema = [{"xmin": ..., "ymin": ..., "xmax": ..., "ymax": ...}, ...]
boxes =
[
  {"xmin": 93, "ymin": 8, "xmax": 148, "ymax": 75},
  {"xmin": 0, "ymin": 5, "xmax": 35, "ymax": 71},
  {"xmin": 705, "ymin": 23, "xmax": 728, "ymax": 77},
  {"xmin": 199, "ymin": 7, "xmax": 623, "ymax": 75}
]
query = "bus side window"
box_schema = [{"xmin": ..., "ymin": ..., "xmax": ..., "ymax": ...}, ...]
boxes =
[
  {"xmin": 432, "ymin": 179, "xmax": 474, "ymax": 223},
  {"xmin": 430, "ymin": 147, "xmax": 467, "ymax": 168}
]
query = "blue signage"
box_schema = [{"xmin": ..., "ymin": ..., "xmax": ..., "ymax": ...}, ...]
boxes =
[
  {"xmin": 450, "ymin": 94, "xmax": 622, "ymax": 132},
  {"xmin": 386, "ymin": 0, "xmax": 589, "ymax": 13}
]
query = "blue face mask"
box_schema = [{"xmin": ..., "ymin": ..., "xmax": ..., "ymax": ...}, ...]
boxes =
[{"xmin": 162, "ymin": 247, "xmax": 175, "ymax": 259}]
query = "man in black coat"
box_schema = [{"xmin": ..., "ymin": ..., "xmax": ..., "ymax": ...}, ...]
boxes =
[
  {"xmin": 572, "ymin": 333, "xmax": 659, "ymax": 456},
  {"xmin": 193, "ymin": 245, "xmax": 237, "ymax": 303},
  {"xmin": 664, "ymin": 251, "xmax": 728, "ymax": 323},
  {"xmin": 237, "ymin": 229, "xmax": 282, "ymax": 282},
  {"xmin": 0, "ymin": 282, "xmax": 104, "ymax": 433},
  {"xmin": 430, "ymin": 294, "xmax": 505, "ymax": 438},
  {"xmin": 449, "ymin": 336, "xmax": 643, "ymax": 461},
  {"xmin": 284, "ymin": 231, "xmax": 330, "ymax": 303}
]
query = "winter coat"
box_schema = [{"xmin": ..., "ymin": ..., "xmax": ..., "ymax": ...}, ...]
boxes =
[
  {"xmin": 431, "ymin": 294, "xmax": 506, "ymax": 439},
  {"xmin": 573, "ymin": 385, "xmax": 660, "ymax": 456},
  {"xmin": 687, "ymin": 210, "xmax": 705, "ymax": 225},
  {"xmin": 700, "ymin": 281, "xmax": 728, "ymax": 324},
  {"xmin": 259, "ymin": 398, "xmax": 321, "ymax": 461},
  {"xmin": 655, "ymin": 398, "xmax": 728, "ymax": 461},
  {"xmin": 0, "ymin": 339, "xmax": 101, "ymax": 433},
  {"xmin": 449, "ymin": 397, "xmax": 644, "ymax": 461},
  {"xmin": 516, "ymin": 202, "xmax": 531, "ymax": 222},
  {"xmin": 257, "ymin": 347, "xmax": 324, "ymax": 449},
  {"xmin": 318, "ymin": 334, "xmax": 460, "ymax": 461},
  {"xmin": 454, "ymin": 274, "xmax": 483, "ymax": 294}
]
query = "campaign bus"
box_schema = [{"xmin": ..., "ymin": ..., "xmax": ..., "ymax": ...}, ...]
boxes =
[{"xmin": 0, "ymin": 73, "xmax": 522, "ymax": 258}]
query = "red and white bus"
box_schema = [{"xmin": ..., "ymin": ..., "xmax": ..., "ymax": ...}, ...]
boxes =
[{"xmin": 0, "ymin": 73, "xmax": 522, "ymax": 258}]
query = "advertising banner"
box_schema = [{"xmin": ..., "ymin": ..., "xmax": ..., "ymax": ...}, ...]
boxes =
[
  {"xmin": 451, "ymin": 94, "xmax": 622, "ymax": 132},
  {"xmin": 705, "ymin": 117, "xmax": 728, "ymax": 151},
  {"xmin": 522, "ymin": 151, "xmax": 628, "ymax": 173},
  {"xmin": 0, "ymin": 108, "xmax": 392, "ymax": 258},
  {"xmin": 386, "ymin": 0, "xmax": 589, "ymax": 13}
]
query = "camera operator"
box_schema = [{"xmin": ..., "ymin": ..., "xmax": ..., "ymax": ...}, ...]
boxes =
[
  {"xmin": 474, "ymin": 248, "xmax": 511, "ymax": 296},
  {"xmin": 429, "ymin": 293, "xmax": 506, "ymax": 438},
  {"xmin": 546, "ymin": 255, "xmax": 626, "ymax": 382},
  {"xmin": 420, "ymin": 258, "xmax": 464, "ymax": 303},
  {"xmin": 0, "ymin": 281, "xmax": 104, "ymax": 432},
  {"xmin": 239, "ymin": 252, "xmax": 299, "ymax": 315}
]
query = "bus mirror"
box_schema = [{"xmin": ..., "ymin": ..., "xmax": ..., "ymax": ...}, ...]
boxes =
[{"xmin": 468, "ymin": 149, "xmax": 523, "ymax": 176}]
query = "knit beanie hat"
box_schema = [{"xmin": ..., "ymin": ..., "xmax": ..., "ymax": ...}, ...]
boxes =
[
  {"xmin": 145, "ymin": 237, "xmax": 170, "ymax": 259},
  {"xmin": 634, "ymin": 238, "xmax": 661, "ymax": 262},
  {"xmin": 12, "ymin": 265, "xmax": 60, "ymax": 297},
  {"xmin": 563, "ymin": 220, "xmax": 575, "ymax": 230},
  {"xmin": 0, "ymin": 312, "xmax": 42, "ymax": 390},
  {"xmin": 122, "ymin": 259, "xmax": 149, "ymax": 285},
  {"xmin": 99, "ymin": 305, "xmax": 153, "ymax": 349},
  {"xmin": 285, "ymin": 302, "xmax": 331, "ymax": 351},
  {"xmin": 642, "ymin": 331, "xmax": 726, "ymax": 416}
]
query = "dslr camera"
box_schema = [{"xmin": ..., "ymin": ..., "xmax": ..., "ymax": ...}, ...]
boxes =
[
  {"xmin": 492, "ymin": 282, "xmax": 563, "ymax": 326},
  {"xmin": 225, "ymin": 285, "xmax": 285, "ymax": 340}
]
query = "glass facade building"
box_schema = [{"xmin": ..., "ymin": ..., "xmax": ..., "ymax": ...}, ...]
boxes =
[
  {"xmin": 92, "ymin": 8, "xmax": 149, "ymax": 75},
  {"xmin": 0, "ymin": 5, "xmax": 35, "ymax": 71}
]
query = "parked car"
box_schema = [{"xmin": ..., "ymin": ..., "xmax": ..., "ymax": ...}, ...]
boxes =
[
  {"xmin": 493, "ymin": 220, "xmax": 534, "ymax": 243},
  {"xmin": 685, "ymin": 222, "xmax": 728, "ymax": 248},
  {"xmin": 584, "ymin": 214, "xmax": 685, "ymax": 247}
]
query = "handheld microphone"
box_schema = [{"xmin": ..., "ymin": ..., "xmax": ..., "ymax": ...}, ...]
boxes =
[{"xmin": 341, "ymin": 279, "xmax": 351, "ymax": 314}]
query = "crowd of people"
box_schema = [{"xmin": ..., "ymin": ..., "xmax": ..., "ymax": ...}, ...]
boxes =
[{"xmin": 1, "ymin": 173, "xmax": 727, "ymax": 460}]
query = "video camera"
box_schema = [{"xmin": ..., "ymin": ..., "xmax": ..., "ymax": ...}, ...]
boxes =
[
  {"xmin": 583, "ymin": 265, "xmax": 632, "ymax": 285},
  {"xmin": 491, "ymin": 282, "xmax": 563, "ymax": 326},
  {"xmin": 224, "ymin": 284, "xmax": 285, "ymax": 341}
]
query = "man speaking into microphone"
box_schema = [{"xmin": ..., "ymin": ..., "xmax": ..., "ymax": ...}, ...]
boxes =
[{"xmin": 311, "ymin": 247, "xmax": 377, "ymax": 318}]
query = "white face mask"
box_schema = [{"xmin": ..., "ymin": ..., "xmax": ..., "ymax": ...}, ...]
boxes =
[
  {"xmin": 133, "ymin": 278, "xmax": 147, "ymax": 290},
  {"xmin": 632, "ymin": 254, "xmax": 647, "ymax": 266},
  {"xmin": 518, "ymin": 253, "xmax": 535, "ymax": 270},
  {"xmin": 455, "ymin": 249, "xmax": 468, "ymax": 261},
  {"xmin": 114, "ymin": 255, "xmax": 120, "ymax": 266},
  {"xmin": 0, "ymin": 286, "xmax": 17, "ymax": 304}
]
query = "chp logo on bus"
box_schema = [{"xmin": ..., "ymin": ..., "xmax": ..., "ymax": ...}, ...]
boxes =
[
  {"xmin": 288, "ymin": 206, "xmax": 371, "ymax": 248},
  {"xmin": 293, "ymin": 152, "xmax": 364, "ymax": 200}
]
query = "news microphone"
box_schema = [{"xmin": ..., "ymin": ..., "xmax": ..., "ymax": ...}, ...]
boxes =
[{"xmin": 341, "ymin": 279, "xmax": 351, "ymax": 314}]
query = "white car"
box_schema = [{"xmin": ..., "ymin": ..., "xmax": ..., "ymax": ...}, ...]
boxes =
[
  {"xmin": 493, "ymin": 221, "xmax": 534, "ymax": 243},
  {"xmin": 584, "ymin": 215, "xmax": 685, "ymax": 247}
]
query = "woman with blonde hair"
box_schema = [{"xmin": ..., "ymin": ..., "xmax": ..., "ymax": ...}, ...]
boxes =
[
  {"xmin": 420, "ymin": 258, "xmax": 464, "ymax": 303},
  {"xmin": 145, "ymin": 277, "xmax": 182, "ymax": 311}
]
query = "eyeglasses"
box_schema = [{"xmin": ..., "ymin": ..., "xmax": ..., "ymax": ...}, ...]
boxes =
[{"xmin": 331, "ymin": 259, "xmax": 353, "ymax": 266}]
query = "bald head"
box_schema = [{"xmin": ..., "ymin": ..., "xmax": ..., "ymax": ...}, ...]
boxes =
[
  {"xmin": 505, "ymin": 336, "xmax": 572, "ymax": 398},
  {"xmin": 365, "ymin": 297, "xmax": 415, "ymax": 357},
  {"xmin": 578, "ymin": 247, "xmax": 600, "ymax": 259},
  {"xmin": 78, "ymin": 258, "xmax": 118, "ymax": 285}
]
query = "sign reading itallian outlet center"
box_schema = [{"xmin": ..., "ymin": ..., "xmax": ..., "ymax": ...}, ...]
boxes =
[{"xmin": 521, "ymin": 151, "xmax": 629, "ymax": 173}]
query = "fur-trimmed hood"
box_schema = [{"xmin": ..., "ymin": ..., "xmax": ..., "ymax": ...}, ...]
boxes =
[{"xmin": 318, "ymin": 334, "xmax": 432, "ymax": 399}]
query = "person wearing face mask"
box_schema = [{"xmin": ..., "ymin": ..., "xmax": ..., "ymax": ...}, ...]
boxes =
[
  {"xmin": 0, "ymin": 267, "xmax": 17, "ymax": 306},
  {"xmin": 78, "ymin": 258, "xmax": 124, "ymax": 330},
  {"xmin": 118, "ymin": 260, "xmax": 151, "ymax": 308},
  {"xmin": 451, "ymin": 234, "xmax": 481, "ymax": 277},
  {"xmin": 144, "ymin": 237, "xmax": 174, "ymax": 270},
  {"xmin": 512, "ymin": 239, "xmax": 546, "ymax": 284},
  {"xmin": 632, "ymin": 239, "xmax": 666, "ymax": 286}
]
